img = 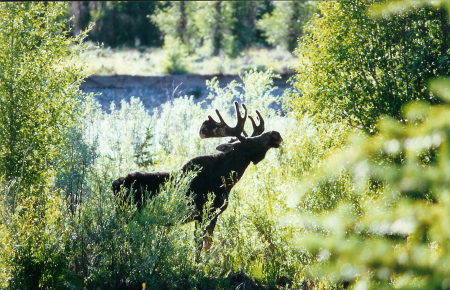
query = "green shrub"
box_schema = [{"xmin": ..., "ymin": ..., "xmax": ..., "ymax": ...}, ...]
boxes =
[
  {"xmin": 72, "ymin": 170, "xmax": 198, "ymax": 289},
  {"xmin": 0, "ymin": 180, "xmax": 71, "ymax": 289},
  {"xmin": 287, "ymin": 78, "xmax": 450, "ymax": 288},
  {"xmin": 0, "ymin": 2, "xmax": 92, "ymax": 288},
  {"xmin": 283, "ymin": 2, "xmax": 450, "ymax": 288},
  {"xmin": 0, "ymin": 1, "xmax": 91, "ymax": 190},
  {"xmin": 288, "ymin": 1, "xmax": 450, "ymax": 134},
  {"xmin": 162, "ymin": 36, "xmax": 189, "ymax": 75}
]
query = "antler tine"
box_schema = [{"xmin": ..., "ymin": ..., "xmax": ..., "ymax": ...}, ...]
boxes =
[
  {"xmin": 234, "ymin": 101, "xmax": 247, "ymax": 135},
  {"xmin": 248, "ymin": 109, "xmax": 265, "ymax": 137},
  {"xmin": 214, "ymin": 109, "xmax": 230, "ymax": 127}
]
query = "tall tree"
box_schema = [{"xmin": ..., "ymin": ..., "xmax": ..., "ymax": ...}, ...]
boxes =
[
  {"xmin": 68, "ymin": 1, "xmax": 161, "ymax": 47},
  {"xmin": 228, "ymin": 1, "xmax": 272, "ymax": 55},
  {"xmin": 150, "ymin": 1, "xmax": 198, "ymax": 53},
  {"xmin": 68, "ymin": 1, "xmax": 91, "ymax": 37},
  {"xmin": 258, "ymin": 1, "xmax": 316, "ymax": 52},
  {"xmin": 151, "ymin": 1, "xmax": 271, "ymax": 57}
]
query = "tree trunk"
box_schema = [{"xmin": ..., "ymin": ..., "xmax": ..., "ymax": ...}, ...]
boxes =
[{"xmin": 213, "ymin": 1, "xmax": 221, "ymax": 56}]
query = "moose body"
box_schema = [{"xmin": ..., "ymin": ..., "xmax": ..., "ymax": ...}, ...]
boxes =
[
  {"xmin": 113, "ymin": 171, "xmax": 170, "ymax": 206},
  {"xmin": 112, "ymin": 102, "xmax": 282, "ymax": 251}
]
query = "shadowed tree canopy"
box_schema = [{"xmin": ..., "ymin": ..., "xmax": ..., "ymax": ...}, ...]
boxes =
[
  {"xmin": 68, "ymin": 1, "xmax": 162, "ymax": 48},
  {"xmin": 67, "ymin": 1, "xmax": 317, "ymax": 55}
]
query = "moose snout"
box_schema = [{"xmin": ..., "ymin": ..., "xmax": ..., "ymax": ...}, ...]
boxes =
[
  {"xmin": 270, "ymin": 132, "xmax": 283, "ymax": 148},
  {"xmin": 274, "ymin": 137, "xmax": 283, "ymax": 148},
  {"xmin": 276, "ymin": 136, "xmax": 283, "ymax": 146}
]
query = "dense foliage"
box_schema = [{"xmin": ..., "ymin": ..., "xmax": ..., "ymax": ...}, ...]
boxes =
[
  {"xmin": 292, "ymin": 82, "xmax": 450, "ymax": 289},
  {"xmin": 0, "ymin": 2, "xmax": 91, "ymax": 288},
  {"xmin": 0, "ymin": 2, "xmax": 89, "ymax": 189},
  {"xmin": 257, "ymin": 1, "xmax": 315, "ymax": 52},
  {"xmin": 68, "ymin": 1, "xmax": 316, "ymax": 56},
  {"xmin": 68, "ymin": 1, "xmax": 316, "ymax": 75},
  {"xmin": 285, "ymin": 1, "xmax": 450, "ymax": 288},
  {"xmin": 289, "ymin": 1, "xmax": 450, "ymax": 134},
  {"xmin": 3, "ymin": 1, "xmax": 450, "ymax": 289},
  {"xmin": 68, "ymin": 1, "xmax": 162, "ymax": 48}
]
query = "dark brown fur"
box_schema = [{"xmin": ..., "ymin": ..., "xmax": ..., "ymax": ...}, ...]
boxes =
[{"xmin": 112, "ymin": 171, "xmax": 170, "ymax": 209}]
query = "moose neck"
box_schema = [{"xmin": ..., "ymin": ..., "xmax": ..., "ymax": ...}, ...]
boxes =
[
  {"xmin": 220, "ymin": 142, "xmax": 269, "ymax": 180},
  {"xmin": 223, "ymin": 148, "xmax": 252, "ymax": 177}
]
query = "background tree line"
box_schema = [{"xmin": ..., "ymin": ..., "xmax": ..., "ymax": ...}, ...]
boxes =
[{"xmin": 67, "ymin": 1, "xmax": 316, "ymax": 56}]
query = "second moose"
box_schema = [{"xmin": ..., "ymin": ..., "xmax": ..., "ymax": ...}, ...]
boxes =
[{"xmin": 112, "ymin": 102, "xmax": 283, "ymax": 251}]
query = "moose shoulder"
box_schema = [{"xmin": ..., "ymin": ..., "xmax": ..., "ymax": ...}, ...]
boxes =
[{"xmin": 112, "ymin": 102, "xmax": 282, "ymax": 251}]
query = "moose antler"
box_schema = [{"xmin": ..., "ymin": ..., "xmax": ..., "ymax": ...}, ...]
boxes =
[
  {"xmin": 248, "ymin": 110, "xmax": 264, "ymax": 137},
  {"xmin": 199, "ymin": 101, "xmax": 247, "ymax": 140}
]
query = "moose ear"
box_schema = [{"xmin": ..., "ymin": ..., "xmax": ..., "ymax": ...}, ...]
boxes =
[{"xmin": 216, "ymin": 143, "xmax": 234, "ymax": 153}]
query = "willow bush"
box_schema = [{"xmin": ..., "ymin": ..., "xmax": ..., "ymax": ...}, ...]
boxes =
[
  {"xmin": 288, "ymin": 1, "xmax": 450, "ymax": 134},
  {"xmin": 284, "ymin": 1, "xmax": 450, "ymax": 288},
  {"xmin": 287, "ymin": 78, "xmax": 450, "ymax": 289},
  {"xmin": 75, "ymin": 170, "xmax": 198, "ymax": 289},
  {"xmin": 0, "ymin": 2, "xmax": 92, "ymax": 288}
]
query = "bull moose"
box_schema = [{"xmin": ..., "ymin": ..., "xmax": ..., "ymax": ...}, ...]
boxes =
[{"xmin": 112, "ymin": 101, "xmax": 283, "ymax": 251}]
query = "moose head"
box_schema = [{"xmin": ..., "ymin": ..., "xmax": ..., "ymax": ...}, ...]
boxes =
[{"xmin": 199, "ymin": 101, "xmax": 282, "ymax": 161}]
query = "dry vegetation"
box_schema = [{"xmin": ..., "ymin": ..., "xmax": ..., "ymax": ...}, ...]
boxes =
[{"xmin": 80, "ymin": 43, "xmax": 296, "ymax": 76}]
